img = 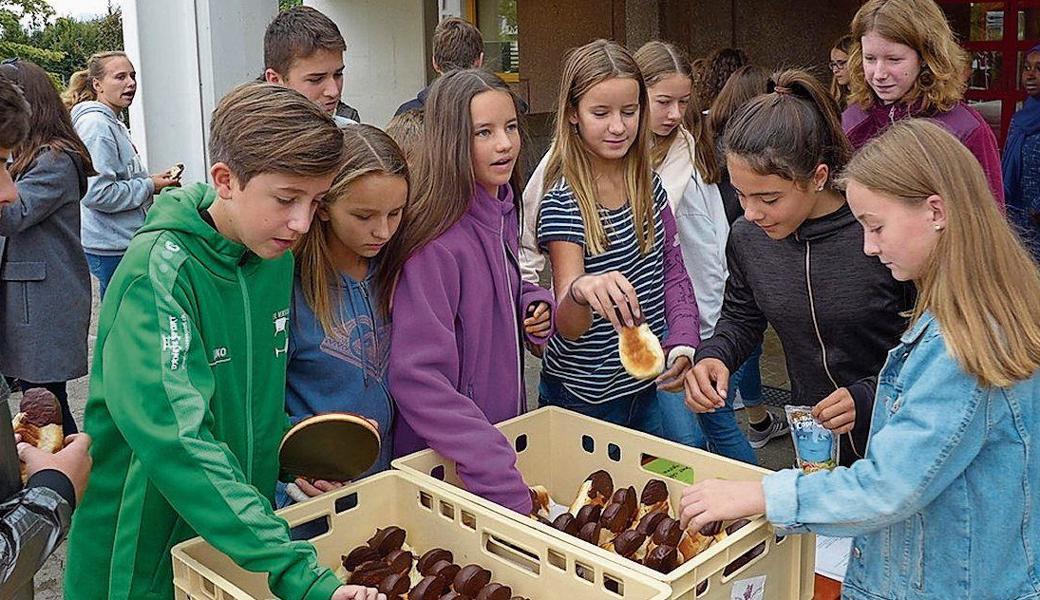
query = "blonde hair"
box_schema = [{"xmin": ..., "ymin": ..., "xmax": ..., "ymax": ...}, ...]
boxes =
[
  {"xmin": 847, "ymin": 0, "xmax": 969, "ymax": 113},
  {"xmin": 635, "ymin": 40, "xmax": 721, "ymax": 185},
  {"xmin": 61, "ymin": 51, "xmax": 127, "ymax": 110},
  {"xmin": 295, "ymin": 124, "xmax": 409, "ymax": 334},
  {"xmin": 545, "ymin": 39, "xmax": 655, "ymax": 256},
  {"xmin": 385, "ymin": 109, "xmax": 424, "ymax": 167},
  {"xmin": 841, "ymin": 119, "xmax": 1040, "ymax": 387}
]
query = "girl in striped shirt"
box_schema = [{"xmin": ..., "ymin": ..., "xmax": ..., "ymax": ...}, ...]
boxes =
[{"xmin": 537, "ymin": 39, "xmax": 700, "ymax": 435}]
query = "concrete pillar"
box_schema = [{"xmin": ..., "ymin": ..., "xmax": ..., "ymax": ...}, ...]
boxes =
[{"xmin": 123, "ymin": 0, "xmax": 277, "ymax": 184}]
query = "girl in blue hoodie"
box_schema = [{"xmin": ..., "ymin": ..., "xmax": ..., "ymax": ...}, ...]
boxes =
[
  {"xmin": 281, "ymin": 124, "xmax": 409, "ymax": 504},
  {"xmin": 63, "ymin": 51, "xmax": 180, "ymax": 298}
]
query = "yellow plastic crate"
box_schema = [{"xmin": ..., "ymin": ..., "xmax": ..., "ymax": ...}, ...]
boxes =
[
  {"xmin": 171, "ymin": 470, "xmax": 672, "ymax": 600},
  {"xmin": 392, "ymin": 406, "xmax": 815, "ymax": 600}
]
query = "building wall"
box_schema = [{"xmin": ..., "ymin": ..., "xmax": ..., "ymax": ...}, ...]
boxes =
[{"xmin": 309, "ymin": 0, "xmax": 427, "ymax": 127}]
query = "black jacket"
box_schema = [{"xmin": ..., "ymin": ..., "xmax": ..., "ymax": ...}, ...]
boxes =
[{"xmin": 695, "ymin": 202, "xmax": 915, "ymax": 465}]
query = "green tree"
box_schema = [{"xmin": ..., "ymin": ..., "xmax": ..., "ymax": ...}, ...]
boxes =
[
  {"xmin": 279, "ymin": 0, "xmax": 302, "ymax": 10},
  {"xmin": 0, "ymin": 0, "xmax": 62, "ymax": 64}
]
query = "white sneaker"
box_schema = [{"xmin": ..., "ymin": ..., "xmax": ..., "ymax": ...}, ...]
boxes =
[{"xmin": 747, "ymin": 412, "xmax": 789, "ymax": 449}]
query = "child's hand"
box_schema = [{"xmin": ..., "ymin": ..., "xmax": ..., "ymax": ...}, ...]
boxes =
[
  {"xmin": 569, "ymin": 271, "xmax": 642, "ymax": 330},
  {"xmin": 294, "ymin": 477, "xmax": 347, "ymax": 498},
  {"xmin": 523, "ymin": 301, "xmax": 552, "ymax": 338},
  {"xmin": 656, "ymin": 356, "xmax": 691, "ymax": 392},
  {"xmin": 812, "ymin": 388, "xmax": 856, "ymax": 434},
  {"xmin": 684, "ymin": 358, "xmax": 729, "ymax": 412},
  {"xmin": 331, "ymin": 585, "xmax": 385, "ymax": 600},
  {"xmin": 679, "ymin": 479, "xmax": 764, "ymax": 533}
]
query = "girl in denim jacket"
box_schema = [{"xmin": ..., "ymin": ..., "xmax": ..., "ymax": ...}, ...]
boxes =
[{"xmin": 680, "ymin": 119, "xmax": 1040, "ymax": 600}]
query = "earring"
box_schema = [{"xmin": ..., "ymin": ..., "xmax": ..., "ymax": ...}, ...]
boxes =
[
  {"xmin": 816, "ymin": 185, "xmax": 824, "ymax": 192},
  {"xmin": 933, "ymin": 224, "xmax": 943, "ymax": 231}
]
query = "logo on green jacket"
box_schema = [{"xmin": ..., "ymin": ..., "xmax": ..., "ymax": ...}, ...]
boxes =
[{"xmin": 273, "ymin": 308, "xmax": 289, "ymax": 357}]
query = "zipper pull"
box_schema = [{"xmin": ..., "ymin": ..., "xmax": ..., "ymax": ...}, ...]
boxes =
[{"xmin": 889, "ymin": 105, "xmax": 896, "ymax": 124}]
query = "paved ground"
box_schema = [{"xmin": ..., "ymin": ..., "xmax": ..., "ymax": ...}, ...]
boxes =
[{"xmin": 13, "ymin": 278, "xmax": 796, "ymax": 597}]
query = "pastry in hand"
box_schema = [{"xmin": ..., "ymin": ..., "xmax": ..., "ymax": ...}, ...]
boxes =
[
  {"xmin": 618, "ymin": 323, "xmax": 665, "ymax": 380},
  {"xmin": 12, "ymin": 388, "xmax": 64, "ymax": 482}
]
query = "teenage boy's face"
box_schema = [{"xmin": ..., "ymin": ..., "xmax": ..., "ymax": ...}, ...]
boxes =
[
  {"xmin": 470, "ymin": 89, "xmax": 520, "ymax": 196},
  {"xmin": 570, "ymin": 77, "xmax": 641, "ymax": 162},
  {"xmin": 267, "ymin": 49, "xmax": 345, "ymax": 114},
  {"xmin": 0, "ymin": 148, "xmax": 15, "ymax": 206},
  {"xmin": 319, "ymin": 173, "xmax": 408, "ymax": 260},
  {"xmin": 214, "ymin": 167, "xmax": 335, "ymax": 259}
]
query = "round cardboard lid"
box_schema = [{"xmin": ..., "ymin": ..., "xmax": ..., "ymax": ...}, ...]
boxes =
[{"xmin": 278, "ymin": 412, "xmax": 380, "ymax": 482}]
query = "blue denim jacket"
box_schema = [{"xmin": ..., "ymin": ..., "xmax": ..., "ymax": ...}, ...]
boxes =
[{"xmin": 763, "ymin": 312, "xmax": 1040, "ymax": 600}]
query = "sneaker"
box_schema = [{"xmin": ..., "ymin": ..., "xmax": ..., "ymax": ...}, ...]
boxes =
[{"xmin": 747, "ymin": 412, "xmax": 789, "ymax": 449}]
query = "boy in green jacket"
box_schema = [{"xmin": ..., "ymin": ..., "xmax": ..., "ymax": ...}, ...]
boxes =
[{"xmin": 64, "ymin": 83, "xmax": 383, "ymax": 600}]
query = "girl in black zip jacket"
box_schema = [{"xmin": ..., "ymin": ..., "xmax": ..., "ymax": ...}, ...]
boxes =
[{"xmin": 685, "ymin": 69, "xmax": 914, "ymax": 465}]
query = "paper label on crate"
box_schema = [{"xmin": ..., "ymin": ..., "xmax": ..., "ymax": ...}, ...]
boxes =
[
  {"xmin": 641, "ymin": 457, "xmax": 695, "ymax": 484},
  {"xmin": 730, "ymin": 575, "xmax": 766, "ymax": 600}
]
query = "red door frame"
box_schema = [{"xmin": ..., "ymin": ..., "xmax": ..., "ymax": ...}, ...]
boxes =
[{"xmin": 939, "ymin": 0, "xmax": 1040, "ymax": 145}]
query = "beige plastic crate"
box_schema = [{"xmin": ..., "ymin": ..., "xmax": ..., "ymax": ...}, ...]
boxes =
[
  {"xmin": 171, "ymin": 470, "xmax": 672, "ymax": 600},
  {"xmin": 392, "ymin": 406, "xmax": 815, "ymax": 600}
]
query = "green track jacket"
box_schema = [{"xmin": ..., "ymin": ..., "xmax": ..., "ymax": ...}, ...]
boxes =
[{"xmin": 64, "ymin": 184, "xmax": 341, "ymax": 600}]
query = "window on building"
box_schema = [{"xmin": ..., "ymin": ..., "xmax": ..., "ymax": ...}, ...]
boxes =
[{"xmin": 468, "ymin": 0, "xmax": 519, "ymax": 82}]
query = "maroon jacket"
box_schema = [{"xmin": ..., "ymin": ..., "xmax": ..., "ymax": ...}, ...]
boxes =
[{"xmin": 843, "ymin": 101, "xmax": 1005, "ymax": 209}]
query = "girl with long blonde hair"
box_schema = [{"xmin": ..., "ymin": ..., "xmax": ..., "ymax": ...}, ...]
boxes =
[
  {"xmin": 536, "ymin": 40, "xmax": 699, "ymax": 435},
  {"xmin": 681, "ymin": 118, "xmax": 1040, "ymax": 600},
  {"xmin": 843, "ymin": 0, "xmax": 1005, "ymax": 206}
]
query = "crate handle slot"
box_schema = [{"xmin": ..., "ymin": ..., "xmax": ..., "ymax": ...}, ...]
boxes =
[
  {"xmin": 581, "ymin": 435, "xmax": 595, "ymax": 453},
  {"xmin": 602, "ymin": 572, "xmax": 625, "ymax": 597},
  {"xmin": 483, "ymin": 532, "xmax": 540, "ymax": 575},
  {"xmin": 514, "ymin": 434, "xmax": 528, "ymax": 452},
  {"xmin": 289, "ymin": 513, "xmax": 331, "ymax": 540},
  {"xmin": 639, "ymin": 453, "xmax": 696, "ymax": 485},
  {"xmin": 607, "ymin": 443, "xmax": 621, "ymax": 462},
  {"xmin": 721, "ymin": 540, "xmax": 768, "ymax": 581}
]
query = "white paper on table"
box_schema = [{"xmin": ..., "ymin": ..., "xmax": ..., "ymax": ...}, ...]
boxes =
[
  {"xmin": 814, "ymin": 535, "xmax": 852, "ymax": 582},
  {"xmin": 547, "ymin": 499, "xmax": 569, "ymax": 521}
]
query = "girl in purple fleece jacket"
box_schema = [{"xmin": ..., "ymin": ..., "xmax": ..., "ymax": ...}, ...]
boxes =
[
  {"xmin": 378, "ymin": 69, "xmax": 554, "ymax": 515},
  {"xmin": 536, "ymin": 40, "xmax": 700, "ymax": 437}
]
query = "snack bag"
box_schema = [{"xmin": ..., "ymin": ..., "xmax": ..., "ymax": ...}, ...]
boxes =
[{"xmin": 785, "ymin": 405, "xmax": 838, "ymax": 473}]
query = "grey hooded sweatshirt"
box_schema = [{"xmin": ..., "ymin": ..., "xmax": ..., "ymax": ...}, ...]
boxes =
[{"xmin": 71, "ymin": 101, "xmax": 154, "ymax": 255}]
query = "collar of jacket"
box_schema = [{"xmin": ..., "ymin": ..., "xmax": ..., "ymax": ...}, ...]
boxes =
[
  {"xmin": 463, "ymin": 183, "xmax": 517, "ymax": 232},
  {"xmin": 793, "ymin": 200, "xmax": 856, "ymax": 242},
  {"xmin": 900, "ymin": 311, "xmax": 936, "ymax": 344}
]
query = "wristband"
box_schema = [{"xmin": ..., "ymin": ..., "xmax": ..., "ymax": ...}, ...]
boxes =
[{"xmin": 568, "ymin": 276, "xmax": 590, "ymax": 307}]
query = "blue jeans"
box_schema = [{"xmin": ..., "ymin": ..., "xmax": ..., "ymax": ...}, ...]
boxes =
[
  {"xmin": 85, "ymin": 252, "xmax": 123, "ymax": 300},
  {"xmin": 694, "ymin": 398, "xmax": 757, "ymax": 465},
  {"xmin": 729, "ymin": 344, "xmax": 764, "ymax": 407},
  {"xmin": 538, "ymin": 372, "xmax": 665, "ymax": 438}
]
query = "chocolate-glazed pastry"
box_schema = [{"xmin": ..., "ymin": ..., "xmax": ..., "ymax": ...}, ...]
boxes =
[
  {"xmin": 637, "ymin": 479, "xmax": 671, "ymax": 520},
  {"xmin": 611, "ymin": 486, "xmax": 638, "ymax": 519},
  {"xmin": 699, "ymin": 520, "xmax": 723, "ymax": 537},
  {"xmin": 578, "ymin": 521, "xmax": 602, "ymax": 545},
  {"xmin": 348, "ymin": 559, "xmax": 394, "ymax": 586},
  {"xmin": 453, "ymin": 565, "xmax": 492, "ymax": 596},
  {"xmin": 428, "ymin": 560, "xmax": 461, "ymax": 583},
  {"xmin": 386, "ymin": 549, "xmax": 414, "ymax": 574},
  {"xmin": 18, "ymin": 388, "xmax": 62, "ymax": 427},
  {"xmin": 409, "ymin": 575, "xmax": 449, "ymax": 600},
  {"xmin": 439, "ymin": 593, "xmax": 469, "ymax": 600},
  {"xmin": 378, "ymin": 573, "xmax": 411, "ymax": 597},
  {"xmin": 725, "ymin": 518, "xmax": 751, "ymax": 535},
  {"xmin": 567, "ymin": 469, "xmax": 614, "ymax": 515},
  {"xmin": 475, "ymin": 582, "xmax": 512, "ymax": 600},
  {"xmin": 575, "ymin": 504, "xmax": 602, "ymax": 528},
  {"xmin": 552, "ymin": 513, "xmax": 579, "ymax": 536},
  {"xmin": 635, "ymin": 511, "xmax": 668, "ymax": 536},
  {"xmin": 417, "ymin": 548, "xmax": 454, "ymax": 574},
  {"xmin": 368, "ymin": 526, "xmax": 407, "ymax": 556},
  {"xmin": 652, "ymin": 517, "xmax": 682, "ymax": 547},
  {"xmin": 612, "ymin": 530, "xmax": 648, "ymax": 559},
  {"xmin": 644, "ymin": 544, "xmax": 679, "ymax": 573},
  {"xmin": 342, "ymin": 545, "xmax": 381, "ymax": 571},
  {"xmin": 599, "ymin": 502, "xmax": 631, "ymax": 534}
]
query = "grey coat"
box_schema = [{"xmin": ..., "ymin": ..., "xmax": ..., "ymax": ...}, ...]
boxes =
[{"xmin": 0, "ymin": 148, "xmax": 91, "ymax": 382}]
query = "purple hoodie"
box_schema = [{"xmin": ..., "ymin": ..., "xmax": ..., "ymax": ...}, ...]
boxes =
[
  {"xmin": 389, "ymin": 184, "xmax": 554, "ymax": 514},
  {"xmin": 842, "ymin": 100, "xmax": 1005, "ymax": 209}
]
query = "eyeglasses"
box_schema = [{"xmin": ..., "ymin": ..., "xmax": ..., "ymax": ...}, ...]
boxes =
[
  {"xmin": 1, "ymin": 58, "xmax": 18, "ymax": 65},
  {"xmin": 829, "ymin": 59, "xmax": 848, "ymax": 71}
]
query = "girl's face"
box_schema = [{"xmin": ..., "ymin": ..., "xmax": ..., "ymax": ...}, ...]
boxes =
[
  {"xmin": 647, "ymin": 73, "xmax": 692, "ymax": 137},
  {"xmin": 570, "ymin": 77, "xmax": 641, "ymax": 161},
  {"xmin": 93, "ymin": 56, "xmax": 137, "ymax": 111},
  {"xmin": 0, "ymin": 148, "xmax": 15, "ymax": 206},
  {"xmin": 846, "ymin": 180, "xmax": 944, "ymax": 281},
  {"xmin": 469, "ymin": 89, "xmax": 520, "ymax": 196},
  {"xmin": 319, "ymin": 173, "xmax": 408, "ymax": 260},
  {"xmin": 861, "ymin": 31, "xmax": 922, "ymax": 104},
  {"xmin": 728, "ymin": 155, "xmax": 827, "ymax": 240},
  {"xmin": 830, "ymin": 48, "xmax": 850, "ymax": 86},
  {"xmin": 1022, "ymin": 51, "xmax": 1040, "ymax": 98}
]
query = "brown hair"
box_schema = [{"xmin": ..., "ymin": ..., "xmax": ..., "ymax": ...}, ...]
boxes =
[
  {"xmin": 723, "ymin": 69, "xmax": 851, "ymax": 189},
  {"xmin": 264, "ymin": 6, "xmax": 346, "ymax": 77},
  {"xmin": 0, "ymin": 60, "xmax": 95, "ymax": 178},
  {"xmin": 433, "ymin": 17, "xmax": 484, "ymax": 72},
  {"xmin": 707, "ymin": 64, "xmax": 770, "ymax": 144},
  {"xmin": 544, "ymin": 39, "xmax": 655, "ymax": 256},
  {"xmin": 376, "ymin": 69, "xmax": 524, "ymax": 316},
  {"xmin": 208, "ymin": 83, "xmax": 344, "ymax": 187},
  {"xmin": 635, "ymin": 40, "xmax": 721, "ymax": 185},
  {"xmin": 830, "ymin": 34, "xmax": 855, "ymax": 112},
  {"xmin": 61, "ymin": 51, "xmax": 128, "ymax": 110},
  {"xmin": 0, "ymin": 73, "xmax": 30, "ymax": 149},
  {"xmin": 295, "ymin": 124, "xmax": 409, "ymax": 333},
  {"xmin": 385, "ymin": 109, "xmax": 424, "ymax": 167},
  {"xmin": 841, "ymin": 119, "xmax": 1040, "ymax": 387},
  {"xmin": 847, "ymin": 0, "xmax": 968, "ymax": 112},
  {"xmin": 696, "ymin": 48, "xmax": 749, "ymax": 111}
]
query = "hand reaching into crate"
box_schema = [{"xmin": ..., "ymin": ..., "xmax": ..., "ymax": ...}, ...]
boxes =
[
  {"xmin": 678, "ymin": 479, "xmax": 765, "ymax": 533},
  {"xmin": 331, "ymin": 585, "xmax": 385, "ymax": 599}
]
